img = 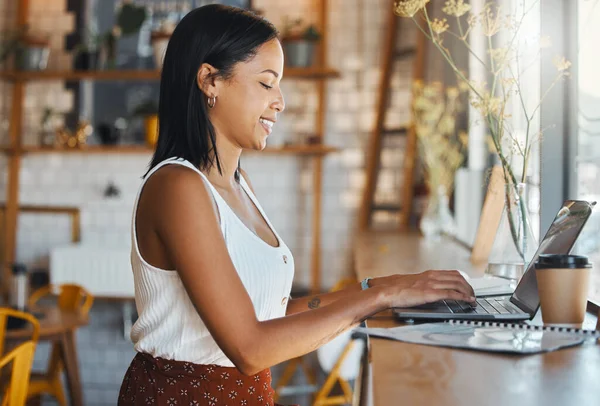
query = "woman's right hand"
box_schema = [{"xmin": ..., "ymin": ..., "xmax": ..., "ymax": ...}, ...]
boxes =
[{"xmin": 379, "ymin": 270, "xmax": 476, "ymax": 308}]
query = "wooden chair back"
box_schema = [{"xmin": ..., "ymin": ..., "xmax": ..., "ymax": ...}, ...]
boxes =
[
  {"xmin": 0, "ymin": 307, "xmax": 40, "ymax": 358},
  {"xmin": 0, "ymin": 341, "xmax": 37, "ymax": 406},
  {"xmin": 28, "ymin": 284, "xmax": 94, "ymax": 315}
]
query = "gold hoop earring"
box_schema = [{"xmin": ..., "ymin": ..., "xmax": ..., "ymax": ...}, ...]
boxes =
[{"xmin": 208, "ymin": 96, "xmax": 216, "ymax": 108}]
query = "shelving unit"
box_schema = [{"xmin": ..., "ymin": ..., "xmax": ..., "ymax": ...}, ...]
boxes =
[
  {"xmin": 1, "ymin": 0, "xmax": 338, "ymax": 294},
  {"xmin": 0, "ymin": 144, "xmax": 339, "ymax": 156},
  {"xmin": 358, "ymin": 1, "xmax": 426, "ymax": 230},
  {"xmin": 0, "ymin": 66, "xmax": 340, "ymax": 82}
]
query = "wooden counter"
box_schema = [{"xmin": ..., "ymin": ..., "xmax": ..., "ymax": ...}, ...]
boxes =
[{"xmin": 355, "ymin": 231, "xmax": 600, "ymax": 406}]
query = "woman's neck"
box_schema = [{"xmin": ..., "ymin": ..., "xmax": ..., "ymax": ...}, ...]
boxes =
[{"xmin": 204, "ymin": 136, "xmax": 242, "ymax": 187}]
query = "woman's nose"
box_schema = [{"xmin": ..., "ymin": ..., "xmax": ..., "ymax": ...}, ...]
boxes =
[{"xmin": 273, "ymin": 92, "xmax": 285, "ymax": 113}]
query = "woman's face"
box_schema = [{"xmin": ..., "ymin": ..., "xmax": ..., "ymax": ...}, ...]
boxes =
[{"xmin": 207, "ymin": 38, "xmax": 285, "ymax": 151}]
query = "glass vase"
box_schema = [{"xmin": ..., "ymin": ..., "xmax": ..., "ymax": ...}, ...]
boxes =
[
  {"xmin": 486, "ymin": 183, "xmax": 537, "ymax": 282},
  {"xmin": 420, "ymin": 185, "xmax": 457, "ymax": 240}
]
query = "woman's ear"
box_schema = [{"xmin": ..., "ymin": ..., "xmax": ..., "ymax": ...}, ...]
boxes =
[{"xmin": 196, "ymin": 63, "xmax": 219, "ymax": 98}]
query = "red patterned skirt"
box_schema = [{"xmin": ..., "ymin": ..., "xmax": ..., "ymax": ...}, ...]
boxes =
[{"xmin": 119, "ymin": 352, "xmax": 294, "ymax": 406}]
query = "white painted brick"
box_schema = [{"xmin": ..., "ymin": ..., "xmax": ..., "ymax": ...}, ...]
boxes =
[
  {"xmin": 348, "ymin": 170, "xmax": 365, "ymax": 190},
  {"xmin": 339, "ymin": 190, "xmax": 361, "ymax": 210},
  {"xmin": 364, "ymin": 67, "xmax": 381, "ymax": 88},
  {"xmin": 359, "ymin": 110, "xmax": 376, "ymax": 132},
  {"xmin": 330, "ymin": 112, "xmax": 355, "ymax": 133},
  {"xmin": 328, "ymin": 91, "xmax": 345, "ymax": 112}
]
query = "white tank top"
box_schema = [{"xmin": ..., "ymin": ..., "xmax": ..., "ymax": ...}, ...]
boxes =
[{"xmin": 130, "ymin": 157, "xmax": 295, "ymax": 366}]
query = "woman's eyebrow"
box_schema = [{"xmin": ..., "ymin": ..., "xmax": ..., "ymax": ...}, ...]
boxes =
[{"xmin": 260, "ymin": 69, "xmax": 280, "ymax": 78}]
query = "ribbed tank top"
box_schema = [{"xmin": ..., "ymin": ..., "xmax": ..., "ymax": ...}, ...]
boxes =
[{"xmin": 130, "ymin": 157, "xmax": 295, "ymax": 366}]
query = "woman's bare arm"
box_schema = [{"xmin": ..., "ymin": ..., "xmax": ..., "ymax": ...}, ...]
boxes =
[
  {"xmin": 286, "ymin": 285, "xmax": 361, "ymax": 315},
  {"xmin": 286, "ymin": 271, "xmax": 475, "ymax": 316},
  {"xmin": 142, "ymin": 167, "xmax": 474, "ymax": 376},
  {"xmin": 237, "ymin": 168, "xmax": 475, "ymax": 318}
]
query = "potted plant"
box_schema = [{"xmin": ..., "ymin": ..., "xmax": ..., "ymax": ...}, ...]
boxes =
[
  {"xmin": 39, "ymin": 107, "xmax": 63, "ymax": 148},
  {"xmin": 280, "ymin": 17, "xmax": 321, "ymax": 67},
  {"xmin": 73, "ymin": 28, "xmax": 102, "ymax": 71},
  {"xmin": 0, "ymin": 28, "xmax": 25, "ymax": 68},
  {"xmin": 15, "ymin": 33, "xmax": 50, "ymax": 71},
  {"xmin": 0, "ymin": 26, "xmax": 49, "ymax": 71},
  {"xmin": 99, "ymin": 2, "xmax": 147, "ymax": 69},
  {"xmin": 73, "ymin": 43, "xmax": 100, "ymax": 70},
  {"xmin": 132, "ymin": 100, "xmax": 159, "ymax": 147},
  {"xmin": 96, "ymin": 119, "xmax": 123, "ymax": 146},
  {"xmin": 412, "ymin": 81, "xmax": 468, "ymax": 239}
]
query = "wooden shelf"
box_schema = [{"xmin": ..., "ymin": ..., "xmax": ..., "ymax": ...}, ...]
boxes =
[
  {"xmin": 251, "ymin": 144, "xmax": 340, "ymax": 156},
  {"xmin": 284, "ymin": 66, "xmax": 340, "ymax": 79},
  {"xmin": 2, "ymin": 145, "xmax": 153, "ymax": 154},
  {"xmin": 1, "ymin": 144, "xmax": 340, "ymax": 156},
  {"xmin": 0, "ymin": 66, "xmax": 340, "ymax": 82},
  {"xmin": 0, "ymin": 70, "xmax": 160, "ymax": 81}
]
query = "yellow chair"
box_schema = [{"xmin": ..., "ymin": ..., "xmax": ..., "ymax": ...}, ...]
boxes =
[
  {"xmin": 313, "ymin": 332, "xmax": 363, "ymax": 406},
  {"xmin": 26, "ymin": 284, "xmax": 94, "ymax": 406},
  {"xmin": 28, "ymin": 284, "xmax": 94, "ymax": 316},
  {"xmin": 274, "ymin": 278, "xmax": 362, "ymax": 405},
  {"xmin": 313, "ymin": 278, "xmax": 365, "ymax": 406},
  {"xmin": 0, "ymin": 307, "xmax": 41, "ymax": 358},
  {"xmin": 1, "ymin": 341, "xmax": 37, "ymax": 406},
  {"xmin": 0, "ymin": 307, "xmax": 40, "ymax": 406}
]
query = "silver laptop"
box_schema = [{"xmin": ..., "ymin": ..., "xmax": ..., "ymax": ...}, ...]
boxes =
[{"xmin": 393, "ymin": 200, "xmax": 596, "ymax": 321}]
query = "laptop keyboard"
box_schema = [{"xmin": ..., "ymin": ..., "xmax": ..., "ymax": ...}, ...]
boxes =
[{"xmin": 443, "ymin": 298, "xmax": 522, "ymax": 314}]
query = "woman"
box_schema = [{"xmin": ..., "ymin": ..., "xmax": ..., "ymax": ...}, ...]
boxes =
[{"xmin": 119, "ymin": 5, "xmax": 475, "ymax": 405}]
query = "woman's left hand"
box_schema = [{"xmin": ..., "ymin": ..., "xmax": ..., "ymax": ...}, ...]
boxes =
[{"xmin": 369, "ymin": 270, "xmax": 475, "ymax": 299}]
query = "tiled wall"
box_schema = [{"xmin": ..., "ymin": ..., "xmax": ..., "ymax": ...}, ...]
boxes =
[{"xmin": 1, "ymin": 0, "xmax": 414, "ymax": 403}]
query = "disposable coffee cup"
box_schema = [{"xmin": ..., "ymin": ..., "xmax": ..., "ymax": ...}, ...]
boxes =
[{"xmin": 535, "ymin": 254, "xmax": 592, "ymax": 325}]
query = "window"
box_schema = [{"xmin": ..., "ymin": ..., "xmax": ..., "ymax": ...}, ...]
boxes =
[{"xmin": 574, "ymin": 0, "xmax": 600, "ymax": 304}]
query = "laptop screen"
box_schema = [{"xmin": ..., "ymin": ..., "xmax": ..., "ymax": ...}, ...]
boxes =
[{"xmin": 510, "ymin": 200, "xmax": 595, "ymax": 314}]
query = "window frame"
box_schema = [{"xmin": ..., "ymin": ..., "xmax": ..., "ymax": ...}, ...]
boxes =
[{"xmin": 539, "ymin": 0, "xmax": 577, "ymax": 234}]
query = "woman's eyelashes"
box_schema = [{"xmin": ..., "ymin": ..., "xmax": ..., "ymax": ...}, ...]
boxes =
[{"xmin": 260, "ymin": 82, "xmax": 273, "ymax": 90}]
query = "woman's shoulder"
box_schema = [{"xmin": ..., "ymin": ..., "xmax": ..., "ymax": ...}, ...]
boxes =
[
  {"xmin": 142, "ymin": 164, "xmax": 215, "ymax": 212},
  {"xmin": 147, "ymin": 163, "xmax": 201, "ymax": 190}
]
